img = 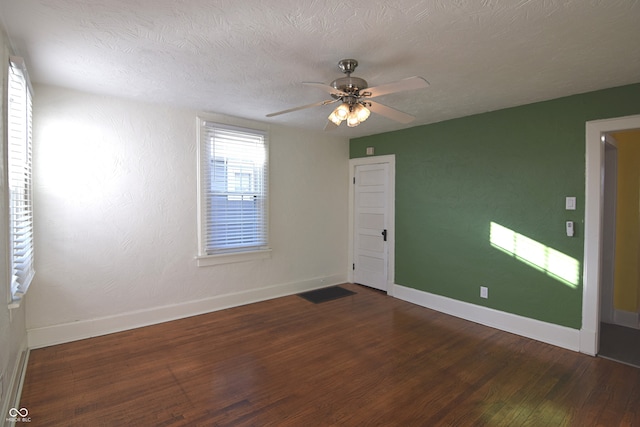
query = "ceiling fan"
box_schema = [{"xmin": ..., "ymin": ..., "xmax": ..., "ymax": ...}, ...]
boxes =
[{"xmin": 266, "ymin": 59, "xmax": 429, "ymax": 129}]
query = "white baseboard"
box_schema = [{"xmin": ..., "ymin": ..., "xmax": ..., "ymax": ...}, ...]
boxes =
[
  {"xmin": 2, "ymin": 340, "xmax": 28, "ymax": 427},
  {"xmin": 27, "ymin": 274, "xmax": 346, "ymax": 349},
  {"xmin": 392, "ymin": 284, "xmax": 581, "ymax": 352},
  {"xmin": 612, "ymin": 309, "xmax": 640, "ymax": 329}
]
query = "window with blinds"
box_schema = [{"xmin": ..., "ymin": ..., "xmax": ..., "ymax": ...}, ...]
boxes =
[
  {"xmin": 7, "ymin": 56, "xmax": 35, "ymax": 307},
  {"xmin": 198, "ymin": 121, "xmax": 269, "ymax": 257}
]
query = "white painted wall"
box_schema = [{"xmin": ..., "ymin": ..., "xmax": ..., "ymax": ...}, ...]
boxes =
[{"xmin": 28, "ymin": 85, "xmax": 349, "ymax": 347}]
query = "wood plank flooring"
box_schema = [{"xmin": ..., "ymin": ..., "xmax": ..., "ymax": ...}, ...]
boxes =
[{"xmin": 19, "ymin": 284, "xmax": 640, "ymax": 426}]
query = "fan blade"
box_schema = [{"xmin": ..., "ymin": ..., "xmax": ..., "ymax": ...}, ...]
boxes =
[
  {"xmin": 368, "ymin": 101, "xmax": 416, "ymax": 124},
  {"xmin": 302, "ymin": 82, "xmax": 348, "ymax": 97},
  {"xmin": 364, "ymin": 76, "xmax": 429, "ymax": 99},
  {"xmin": 266, "ymin": 99, "xmax": 337, "ymax": 117},
  {"xmin": 324, "ymin": 120, "xmax": 339, "ymax": 131}
]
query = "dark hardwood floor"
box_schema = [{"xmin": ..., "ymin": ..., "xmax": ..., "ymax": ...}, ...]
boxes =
[
  {"xmin": 20, "ymin": 284, "xmax": 640, "ymax": 426},
  {"xmin": 599, "ymin": 322, "xmax": 640, "ymax": 368}
]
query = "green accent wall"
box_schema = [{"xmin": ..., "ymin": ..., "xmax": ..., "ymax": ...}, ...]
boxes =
[{"xmin": 351, "ymin": 83, "xmax": 640, "ymax": 329}]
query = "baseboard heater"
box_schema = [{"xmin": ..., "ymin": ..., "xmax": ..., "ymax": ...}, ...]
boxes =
[{"xmin": 3, "ymin": 349, "xmax": 29, "ymax": 427}]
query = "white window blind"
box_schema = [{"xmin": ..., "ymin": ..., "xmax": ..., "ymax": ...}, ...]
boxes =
[
  {"xmin": 8, "ymin": 56, "xmax": 35, "ymax": 306},
  {"xmin": 199, "ymin": 122, "xmax": 268, "ymax": 256}
]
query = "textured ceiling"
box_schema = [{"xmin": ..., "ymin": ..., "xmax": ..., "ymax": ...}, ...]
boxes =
[{"xmin": 1, "ymin": 0, "xmax": 639, "ymax": 137}]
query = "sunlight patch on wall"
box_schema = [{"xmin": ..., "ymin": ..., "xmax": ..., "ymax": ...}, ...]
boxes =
[
  {"xmin": 39, "ymin": 119, "xmax": 121, "ymax": 205},
  {"xmin": 490, "ymin": 222, "xmax": 580, "ymax": 288}
]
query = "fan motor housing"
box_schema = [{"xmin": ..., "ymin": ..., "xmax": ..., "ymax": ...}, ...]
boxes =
[{"xmin": 330, "ymin": 76, "xmax": 368, "ymax": 96}]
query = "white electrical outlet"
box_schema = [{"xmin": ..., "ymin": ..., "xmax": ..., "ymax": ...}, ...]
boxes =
[{"xmin": 480, "ymin": 286, "xmax": 488, "ymax": 299}]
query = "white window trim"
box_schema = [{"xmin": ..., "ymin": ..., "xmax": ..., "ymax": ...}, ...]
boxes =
[
  {"xmin": 196, "ymin": 248, "xmax": 272, "ymax": 267},
  {"xmin": 7, "ymin": 56, "xmax": 35, "ymax": 309},
  {"xmin": 196, "ymin": 117, "xmax": 271, "ymax": 266}
]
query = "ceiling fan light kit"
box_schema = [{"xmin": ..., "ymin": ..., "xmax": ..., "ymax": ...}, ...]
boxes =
[
  {"xmin": 329, "ymin": 100, "xmax": 371, "ymax": 127},
  {"xmin": 266, "ymin": 59, "xmax": 429, "ymax": 129}
]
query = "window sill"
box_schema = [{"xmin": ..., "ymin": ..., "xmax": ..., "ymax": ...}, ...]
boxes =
[
  {"xmin": 8, "ymin": 272, "xmax": 34, "ymax": 309},
  {"xmin": 8, "ymin": 296, "xmax": 23, "ymax": 309},
  {"xmin": 196, "ymin": 248, "xmax": 272, "ymax": 267},
  {"xmin": 9, "ymin": 290, "xmax": 26, "ymax": 309}
]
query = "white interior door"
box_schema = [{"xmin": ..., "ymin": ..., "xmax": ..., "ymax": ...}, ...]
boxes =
[{"xmin": 353, "ymin": 163, "xmax": 389, "ymax": 291}]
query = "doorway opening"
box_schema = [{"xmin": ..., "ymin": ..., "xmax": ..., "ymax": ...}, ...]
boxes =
[
  {"xmin": 598, "ymin": 130, "xmax": 640, "ymax": 367},
  {"xmin": 582, "ymin": 114, "xmax": 640, "ymax": 357},
  {"xmin": 600, "ymin": 130, "xmax": 640, "ymax": 328}
]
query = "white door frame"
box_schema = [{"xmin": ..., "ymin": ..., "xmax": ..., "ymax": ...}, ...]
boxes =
[
  {"xmin": 582, "ymin": 114, "xmax": 640, "ymax": 355},
  {"xmin": 348, "ymin": 155, "xmax": 395, "ymax": 295},
  {"xmin": 599, "ymin": 136, "xmax": 618, "ymax": 325}
]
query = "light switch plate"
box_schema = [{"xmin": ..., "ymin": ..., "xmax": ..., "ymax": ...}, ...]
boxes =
[
  {"xmin": 366, "ymin": 147, "xmax": 375, "ymax": 155},
  {"xmin": 565, "ymin": 196, "xmax": 576, "ymax": 210}
]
